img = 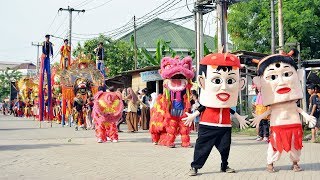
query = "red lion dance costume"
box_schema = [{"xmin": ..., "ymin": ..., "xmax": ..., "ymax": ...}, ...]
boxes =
[
  {"xmin": 92, "ymin": 91, "xmax": 124, "ymax": 143},
  {"xmin": 150, "ymin": 56, "xmax": 194, "ymax": 148}
]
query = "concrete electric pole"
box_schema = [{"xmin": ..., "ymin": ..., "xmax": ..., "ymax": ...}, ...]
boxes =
[
  {"xmin": 58, "ymin": 6, "xmax": 85, "ymax": 50},
  {"xmin": 133, "ymin": 15, "xmax": 138, "ymax": 70},
  {"xmin": 31, "ymin": 42, "xmax": 42, "ymax": 73},
  {"xmin": 270, "ymin": 0, "xmax": 276, "ymax": 54},
  {"xmin": 278, "ymin": 0, "xmax": 284, "ymax": 54},
  {"xmin": 216, "ymin": 0, "xmax": 228, "ymax": 52},
  {"xmin": 194, "ymin": 0, "xmax": 214, "ymax": 77}
]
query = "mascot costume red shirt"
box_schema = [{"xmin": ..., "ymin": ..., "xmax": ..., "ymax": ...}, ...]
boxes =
[
  {"xmin": 250, "ymin": 51, "xmax": 316, "ymax": 172},
  {"xmin": 92, "ymin": 91, "xmax": 124, "ymax": 143},
  {"xmin": 149, "ymin": 56, "xmax": 194, "ymax": 148},
  {"xmin": 184, "ymin": 53, "xmax": 249, "ymax": 176}
]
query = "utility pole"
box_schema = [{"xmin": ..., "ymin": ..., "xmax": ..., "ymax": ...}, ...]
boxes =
[
  {"xmin": 133, "ymin": 16, "xmax": 138, "ymax": 70},
  {"xmin": 216, "ymin": 0, "xmax": 228, "ymax": 52},
  {"xmin": 270, "ymin": 0, "xmax": 276, "ymax": 54},
  {"xmin": 31, "ymin": 42, "xmax": 42, "ymax": 73},
  {"xmin": 278, "ymin": 0, "xmax": 284, "ymax": 54},
  {"xmin": 59, "ymin": 6, "xmax": 85, "ymax": 50},
  {"xmin": 194, "ymin": 0, "xmax": 214, "ymax": 77},
  {"xmin": 195, "ymin": 5, "xmax": 204, "ymax": 75}
]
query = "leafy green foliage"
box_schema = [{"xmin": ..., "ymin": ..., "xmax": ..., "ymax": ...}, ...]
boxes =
[
  {"xmin": 139, "ymin": 39, "xmax": 177, "ymax": 66},
  {"xmin": 73, "ymin": 35, "xmax": 134, "ymax": 77},
  {"xmin": 228, "ymin": 0, "xmax": 320, "ymax": 59},
  {"xmin": 0, "ymin": 68, "xmax": 22, "ymax": 100}
]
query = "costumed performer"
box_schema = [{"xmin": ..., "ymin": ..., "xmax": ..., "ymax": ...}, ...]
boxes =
[
  {"xmin": 183, "ymin": 52, "xmax": 250, "ymax": 176},
  {"xmin": 250, "ymin": 50, "xmax": 317, "ymax": 172},
  {"xmin": 39, "ymin": 34, "xmax": 53, "ymax": 121},
  {"xmin": 60, "ymin": 39, "xmax": 71, "ymax": 70},
  {"xmin": 92, "ymin": 91, "xmax": 124, "ymax": 143}
]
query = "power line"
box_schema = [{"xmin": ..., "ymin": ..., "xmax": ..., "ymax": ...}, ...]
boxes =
[
  {"xmin": 52, "ymin": 14, "xmax": 68, "ymax": 35},
  {"xmin": 204, "ymin": 12, "xmax": 211, "ymax": 33},
  {"xmin": 186, "ymin": 0, "xmax": 193, "ymax": 13},
  {"xmin": 72, "ymin": 0, "xmax": 181, "ymax": 38},
  {"xmin": 86, "ymin": 0, "xmax": 114, "ymax": 11},
  {"xmin": 74, "ymin": 0, "xmax": 95, "ymax": 8},
  {"xmin": 45, "ymin": 12, "xmax": 59, "ymax": 33},
  {"xmin": 136, "ymin": 18, "xmax": 193, "ymax": 46},
  {"xmin": 107, "ymin": 0, "xmax": 183, "ymax": 39}
]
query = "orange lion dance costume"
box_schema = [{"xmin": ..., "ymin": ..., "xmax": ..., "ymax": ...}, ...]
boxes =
[
  {"xmin": 92, "ymin": 91, "xmax": 124, "ymax": 143},
  {"xmin": 150, "ymin": 56, "xmax": 194, "ymax": 148}
]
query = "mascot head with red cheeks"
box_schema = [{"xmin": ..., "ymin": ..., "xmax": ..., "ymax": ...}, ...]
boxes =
[
  {"xmin": 198, "ymin": 53, "xmax": 246, "ymax": 108},
  {"xmin": 252, "ymin": 53, "xmax": 303, "ymax": 106}
]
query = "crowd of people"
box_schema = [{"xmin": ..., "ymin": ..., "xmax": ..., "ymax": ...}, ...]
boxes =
[
  {"xmin": 0, "ymin": 98, "xmax": 34, "ymax": 118},
  {"xmin": 0, "ymin": 85, "xmax": 205, "ymax": 137}
]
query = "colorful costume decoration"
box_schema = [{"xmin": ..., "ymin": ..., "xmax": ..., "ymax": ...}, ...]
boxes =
[
  {"xmin": 251, "ymin": 50, "xmax": 317, "ymax": 172},
  {"xmin": 150, "ymin": 56, "xmax": 194, "ymax": 148},
  {"xmin": 60, "ymin": 40, "xmax": 71, "ymax": 69},
  {"xmin": 92, "ymin": 91, "xmax": 124, "ymax": 143},
  {"xmin": 184, "ymin": 53, "xmax": 249, "ymax": 176},
  {"xmin": 59, "ymin": 53, "xmax": 104, "ymax": 126},
  {"xmin": 24, "ymin": 99, "xmax": 33, "ymax": 118},
  {"xmin": 39, "ymin": 36, "xmax": 53, "ymax": 121}
]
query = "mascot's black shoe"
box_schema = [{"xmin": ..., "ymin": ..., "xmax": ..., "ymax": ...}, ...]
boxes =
[
  {"xmin": 220, "ymin": 166, "xmax": 236, "ymax": 173},
  {"xmin": 188, "ymin": 167, "xmax": 198, "ymax": 176}
]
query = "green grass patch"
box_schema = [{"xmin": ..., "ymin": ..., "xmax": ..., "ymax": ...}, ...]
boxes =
[{"xmin": 232, "ymin": 127, "xmax": 257, "ymax": 136}]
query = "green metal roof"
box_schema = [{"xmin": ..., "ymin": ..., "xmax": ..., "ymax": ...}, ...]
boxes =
[{"xmin": 119, "ymin": 18, "xmax": 215, "ymax": 50}]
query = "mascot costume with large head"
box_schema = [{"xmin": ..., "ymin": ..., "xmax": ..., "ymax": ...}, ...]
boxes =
[
  {"xmin": 250, "ymin": 50, "xmax": 316, "ymax": 172},
  {"xmin": 92, "ymin": 91, "xmax": 124, "ymax": 143},
  {"xmin": 185, "ymin": 52, "xmax": 249, "ymax": 176},
  {"xmin": 149, "ymin": 56, "xmax": 194, "ymax": 148}
]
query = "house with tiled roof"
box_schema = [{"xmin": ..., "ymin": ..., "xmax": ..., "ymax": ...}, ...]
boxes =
[
  {"xmin": 0, "ymin": 61, "xmax": 36, "ymax": 77},
  {"xmin": 119, "ymin": 18, "xmax": 216, "ymax": 55}
]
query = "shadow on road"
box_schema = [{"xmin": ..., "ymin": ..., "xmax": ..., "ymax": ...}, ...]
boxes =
[
  {"xmin": 0, "ymin": 143, "xmax": 81, "ymax": 151},
  {"xmin": 0, "ymin": 128, "xmax": 46, "ymax": 131},
  {"xmin": 237, "ymin": 163, "xmax": 320, "ymax": 172},
  {"xmin": 120, "ymin": 137, "xmax": 152, "ymax": 143}
]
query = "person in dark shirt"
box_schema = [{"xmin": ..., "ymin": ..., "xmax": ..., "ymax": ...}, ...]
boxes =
[
  {"xmin": 98, "ymin": 81, "xmax": 107, "ymax": 92},
  {"xmin": 73, "ymin": 94, "xmax": 85, "ymax": 130},
  {"xmin": 94, "ymin": 42, "xmax": 106, "ymax": 77},
  {"xmin": 307, "ymin": 84, "xmax": 320, "ymax": 143}
]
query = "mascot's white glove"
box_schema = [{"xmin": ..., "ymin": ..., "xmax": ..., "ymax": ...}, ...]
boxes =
[
  {"xmin": 234, "ymin": 113, "xmax": 249, "ymax": 130},
  {"xmin": 306, "ymin": 115, "xmax": 317, "ymax": 128},
  {"xmin": 249, "ymin": 113, "xmax": 261, "ymax": 127},
  {"xmin": 296, "ymin": 107, "xmax": 317, "ymax": 128},
  {"xmin": 183, "ymin": 111, "xmax": 200, "ymax": 127}
]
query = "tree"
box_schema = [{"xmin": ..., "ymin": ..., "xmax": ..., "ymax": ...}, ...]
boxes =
[
  {"xmin": 228, "ymin": 0, "xmax": 320, "ymax": 59},
  {"xmin": 0, "ymin": 68, "xmax": 22, "ymax": 100},
  {"xmin": 139, "ymin": 39, "xmax": 177, "ymax": 67},
  {"xmin": 73, "ymin": 35, "xmax": 135, "ymax": 77}
]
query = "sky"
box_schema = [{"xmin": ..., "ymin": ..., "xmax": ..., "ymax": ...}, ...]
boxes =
[{"xmin": 0, "ymin": 0, "xmax": 217, "ymax": 64}]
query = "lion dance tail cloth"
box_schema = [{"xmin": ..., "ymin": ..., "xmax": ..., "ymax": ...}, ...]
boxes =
[
  {"xmin": 150, "ymin": 56, "xmax": 194, "ymax": 148},
  {"xmin": 39, "ymin": 41, "xmax": 53, "ymax": 121},
  {"xmin": 92, "ymin": 91, "xmax": 124, "ymax": 143}
]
